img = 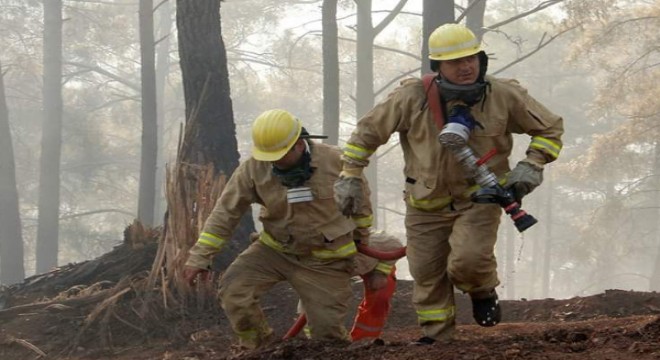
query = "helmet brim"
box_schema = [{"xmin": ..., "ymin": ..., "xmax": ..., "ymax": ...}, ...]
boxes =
[
  {"xmin": 251, "ymin": 144, "xmax": 293, "ymax": 162},
  {"xmin": 429, "ymin": 47, "xmax": 480, "ymax": 61}
]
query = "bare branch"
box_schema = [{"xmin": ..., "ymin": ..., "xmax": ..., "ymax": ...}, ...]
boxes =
[
  {"xmin": 59, "ymin": 209, "xmax": 136, "ymax": 221},
  {"xmin": 621, "ymin": 47, "xmax": 659, "ymax": 77},
  {"xmin": 456, "ymin": 0, "xmax": 486, "ymax": 24},
  {"xmin": 64, "ymin": 61, "xmax": 140, "ymax": 92},
  {"xmin": 153, "ymin": 0, "xmax": 168, "ymax": 13},
  {"xmin": 487, "ymin": 0, "xmax": 563, "ymax": 30},
  {"xmin": 492, "ymin": 26, "xmax": 576, "ymax": 75},
  {"xmin": 335, "ymin": 35, "xmax": 421, "ymax": 61},
  {"xmin": 375, "ymin": 67, "xmax": 420, "ymax": 97},
  {"xmin": 63, "ymin": 0, "xmax": 137, "ymax": 6},
  {"xmin": 604, "ymin": 16, "xmax": 659, "ymax": 36},
  {"xmin": 374, "ymin": 0, "xmax": 408, "ymax": 36}
]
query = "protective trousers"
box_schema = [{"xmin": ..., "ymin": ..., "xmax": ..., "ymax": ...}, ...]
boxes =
[
  {"xmin": 350, "ymin": 270, "xmax": 397, "ymax": 341},
  {"xmin": 219, "ymin": 242, "xmax": 353, "ymax": 349},
  {"xmin": 405, "ymin": 202, "xmax": 501, "ymax": 340}
]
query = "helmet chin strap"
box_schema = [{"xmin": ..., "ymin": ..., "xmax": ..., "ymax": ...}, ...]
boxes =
[
  {"xmin": 272, "ymin": 143, "xmax": 314, "ymax": 188},
  {"xmin": 436, "ymin": 78, "xmax": 488, "ymax": 107},
  {"xmin": 436, "ymin": 51, "xmax": 490, "ymax": 107}
]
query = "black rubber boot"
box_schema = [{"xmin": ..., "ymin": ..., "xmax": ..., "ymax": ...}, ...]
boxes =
[
  {"xmin": 410, "ymin": 336, "xmax": 436, "ymax": 346},
  {"xmin": 471, "ymin": 290, "xmax": 501, "ymax": 327}
]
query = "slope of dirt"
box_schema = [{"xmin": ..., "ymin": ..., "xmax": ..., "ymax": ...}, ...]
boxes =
[{"xmin": 1, "ymin": 240, "xmax": 659, "ymax": 360}]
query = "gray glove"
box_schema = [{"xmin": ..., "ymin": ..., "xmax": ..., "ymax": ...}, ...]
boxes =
[
  {"xmin": 333, "ymin": 176, "xmax": 364, "ymax": 217},
  {"xmin": 506, "ymin": 161, "xmax": 543, "ymax": 202}
]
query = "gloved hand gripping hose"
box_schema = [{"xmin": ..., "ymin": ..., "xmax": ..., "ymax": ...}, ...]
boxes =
[{"xmin": 438, "ymin": 102, "xmax": 537, "ymax": 232}]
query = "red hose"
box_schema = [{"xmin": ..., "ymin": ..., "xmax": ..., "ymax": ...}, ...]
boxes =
[
  {"xmin": 282, "ymin": 313, "xmax": 307, "ymax": 340},
  {"xmin": 357, "ymin": 244, "xmax": 407, "ymax": 261}
]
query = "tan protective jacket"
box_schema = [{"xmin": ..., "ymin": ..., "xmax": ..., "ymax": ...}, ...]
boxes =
[
  {"xmin": 186, "ymin": 142, "xmax": 372, "ymax": 269},
  {"xmin": 343, "ymin": 75, "xmax": 564, "ymax": 211}
]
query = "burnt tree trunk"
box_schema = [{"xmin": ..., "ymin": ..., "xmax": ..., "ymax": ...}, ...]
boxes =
[
  {"xmin": 0, "ymin": 62, "xmax": 26, "ymax": 284},
  {"xmin": 36, "ymin": 0, "xmax": 63, "ymax": 274},
  {"xmin": 174, "ymin": 0, "xmax": 253, "ymax": 267},
  {"xmin": 138, "ymin": 0, "xmax": 158, "ymax": 227},
  {"xmin": 322, "ymin": 0, "xmax": 339, "ymax": 145},
  {"xmin": 177, "ymin": 0, "xmax": 238, "ymax": 175}
]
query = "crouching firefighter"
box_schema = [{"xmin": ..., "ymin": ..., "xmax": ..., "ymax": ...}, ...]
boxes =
[
  {"xmin": 183, "ymin": 109, "xmax": 374, "ymax": 350},
  {"xmin": 333, "ymin": 23, "xmax": 564, "ymax": 345}
]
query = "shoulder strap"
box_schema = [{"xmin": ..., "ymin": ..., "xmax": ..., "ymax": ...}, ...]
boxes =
[{"xmin": 422, "ymin": 73, "xmax": 444, "ymax": 130}]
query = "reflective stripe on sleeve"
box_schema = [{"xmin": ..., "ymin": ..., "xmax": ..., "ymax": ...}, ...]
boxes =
[
  {"xmin": 196, "ymin": 232, "xmax": 226, "ymax": 249},
  {"xmin": 343, "ymin": 143, "xmax": 375, "ymax": 162},
  {"xmin": 530, "ymin": 136, "xmax": 561, "ymax": 159}
]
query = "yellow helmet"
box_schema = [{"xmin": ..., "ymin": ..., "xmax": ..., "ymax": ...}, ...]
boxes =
[
  {"xmin": 428, "ymin": 23, "xmax": 480, "ymax": 61},
  {"xmin": 251, "ymin": 109, "xmax": 302, "ymax": 161}
]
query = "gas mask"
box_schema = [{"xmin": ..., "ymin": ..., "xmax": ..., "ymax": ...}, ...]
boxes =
[{"xmin": 272, "ymin": 141, "xmax": 315, "ymax": 203}]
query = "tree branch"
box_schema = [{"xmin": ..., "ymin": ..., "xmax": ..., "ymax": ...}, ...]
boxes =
[
  {"xmin": 64, "ymin": 61, "xmax": 140, "ymax": 92},
  {"xmin": 374, "ymin": 0, "xmax": 408, "ymax": 36},
  {"xmin": 456, "ymin": 0, "xmax": 487, "ymax": 24},
  {"xmin": 486, "ymin": 0, "xmax": 564, "ymax": 30},
  {"xmin": 375, "ymin": 67, "xmax": 420, "ymax": 97},
  {"xmin": 492, "ymin": 26, "xmax": 576, "ymax": 75},
  {"xmin": 335, "ymin": 35, "xmax": 421, "ymax": 61},
  {"xmin": 59, "ymin": 209, "xmax": 136, "ymax": 221}
]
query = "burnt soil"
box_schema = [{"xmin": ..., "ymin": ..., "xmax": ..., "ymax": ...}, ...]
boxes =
[{"xmin": 1, "ymin": 241, "xmax": 659, "ymax": 360}]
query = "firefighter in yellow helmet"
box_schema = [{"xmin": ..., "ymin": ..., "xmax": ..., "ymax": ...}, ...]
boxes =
[
  {"xmin": 334, "ymin": 23, "xmax": 564, "ymax": 344},
  {"xmin": 183, "ymin": 109, "xmax": 373, "ymax": 351}
]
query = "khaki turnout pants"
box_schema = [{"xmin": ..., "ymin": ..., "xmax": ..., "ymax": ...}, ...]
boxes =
[
  {"xmin": 218, "ymin": 241, "xmax": 353, "ymax": 349},
  {"xmin": 405, "ymin": 202, "xmax": 502, "ymax": 340}
]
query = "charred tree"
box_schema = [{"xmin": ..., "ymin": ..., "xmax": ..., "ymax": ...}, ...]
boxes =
[
  {"xmin": 154, "ymin": 0, "xmax": 174, "ymax": 225},
  {"xmin": 171, "ymin": 0, "xmax": 253, "ymax": 272},
  {"xmin": 322, "ymin": 0, "xmax": 339, "ymax": 145},
  {"xmin": 0, "ymin": 62, "xmax": 26, "ymax": 284},
  {"xmin": 36, "ymin": 0, "xmax": 63, "ymax": 274},
  {"xmin": 138, "ymin": 0, "xmax": 158, "ymax": 227}
]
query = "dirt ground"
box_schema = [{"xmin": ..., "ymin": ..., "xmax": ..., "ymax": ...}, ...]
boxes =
[{"xmin": 1, "ymin": 241, "xmax": 659, "ymax": 360}]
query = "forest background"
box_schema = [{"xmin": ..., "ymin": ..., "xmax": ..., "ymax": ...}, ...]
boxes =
[{"xmin": 0, "ymin": 0, "xmax": 658, "ymax": 302}]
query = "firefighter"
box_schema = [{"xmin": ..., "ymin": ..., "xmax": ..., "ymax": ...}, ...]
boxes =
[
  {"xmin": 333, "ymin": 23, "xmax": 564, "ymax": 345},
  {"xmin": 183, "ymin": 109, "xmax": 373, "ymax": 350}
]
